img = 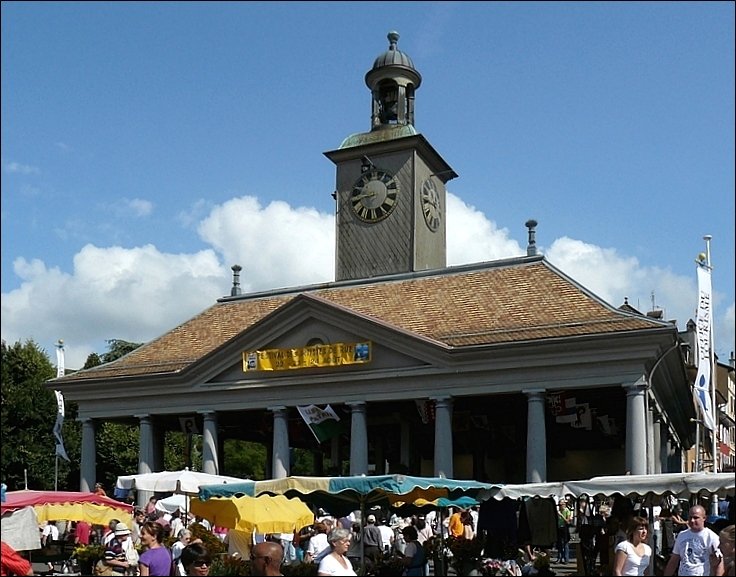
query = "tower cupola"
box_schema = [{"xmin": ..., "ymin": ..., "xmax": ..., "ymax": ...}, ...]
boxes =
[{"xmin": 365, "ymin": 31, "xmax": 422, "ymax": 130}]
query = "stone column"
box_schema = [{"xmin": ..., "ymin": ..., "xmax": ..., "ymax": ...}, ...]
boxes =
[
  {"xmin": 624, "ymin": 379, "xmax": 648, "ymax": 475},
  {"xmin": 433, "ymin": 397, "xmax": 453, "ymax": 478},
  {"xmin": 137, "ymin": 414, "xmax": 155, "ymax": 507},
  {"xmin": 80, "ymin": 418, "xmax": 96, "ymax": 492},
  {"xmin": 270, "ymin": 406, "xmax": 290, "ymax": 479},
  {"xmin": 524, "ymin": 389, "xmax": 547, "ymax": 483},
  {"xmin": 347, "ymin": 402, "xmax": 368, "ymax": 475},
  {"xmin": 201, "ymin": 411, "xmax": 219, "ymax": 475}
]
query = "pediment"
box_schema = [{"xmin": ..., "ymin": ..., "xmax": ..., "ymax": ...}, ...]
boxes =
[{"xmin": 191, "ymin": 293, "xmax": 448, "ymax": 386}]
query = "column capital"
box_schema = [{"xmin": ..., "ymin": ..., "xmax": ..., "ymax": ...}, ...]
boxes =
[
  {"xmin": 522, "ymin": 388, "xmax": 546, "ymax": 397},
  {"xmin": 268, "ymin": 406, "xmax": 288, "ymax": 413},
  {"xmin": 430, "ymin": 396, "xmax": 453, "ymax": 407},
  {"xmin": 134, "ymin": 414, "xmax": 152, "ymax": 422},
  {"xmin": 198, "ymin": 410, "xmax": 217, "ymax": 416},
  {"xmin": 623, "ymin": 382, "xmax": 647, "ymax": 396},
  {"xmin": 346, "ymin": 401, "xmax": 366, "ymax": 410}
]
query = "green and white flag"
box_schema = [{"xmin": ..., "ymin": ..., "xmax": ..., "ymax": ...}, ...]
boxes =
[{"xmin": 297, "ymin": 404, "xmax": 342, "ymax": 443}]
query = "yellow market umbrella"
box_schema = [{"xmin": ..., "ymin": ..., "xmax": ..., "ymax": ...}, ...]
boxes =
[{"xmin": 190, "ymin": 494, "xmax": 314, "ymax": 534}]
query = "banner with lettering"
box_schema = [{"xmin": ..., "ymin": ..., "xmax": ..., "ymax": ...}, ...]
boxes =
[{"xmin": 243, "ymin": 342, "xmax": 371, "ymax": 371}]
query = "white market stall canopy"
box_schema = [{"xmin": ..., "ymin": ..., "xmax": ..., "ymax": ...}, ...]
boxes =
[
  {"xmin": 116, "ymin": 469, "xmax": 250, "ymax": 497},
  {"xmin": 564, "ymin": 472, "xmax": 735, "ymax": 500},
  {"xmin": 479, "ymin": 472, "xmax": 734, "ymax": 502}
]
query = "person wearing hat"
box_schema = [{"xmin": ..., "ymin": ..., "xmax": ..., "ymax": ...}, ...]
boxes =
[
  {"xmin": 362, "ymin": 515, "xmax": 383, "ymax": 567},
  {"xmin": 101, "ymin": 521, "xmax": 137, "ymax": 575}
]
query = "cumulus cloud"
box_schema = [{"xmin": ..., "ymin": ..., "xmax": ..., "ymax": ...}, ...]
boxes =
[
  {"xmin": 197, "ymin": 196, "xmax": 334, "ymax": 291},
  {"xmin": 1, "ymin": 191, "xmax": 733, "ymax": 369}
]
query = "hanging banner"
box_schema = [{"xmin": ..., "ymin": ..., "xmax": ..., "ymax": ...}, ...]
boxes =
[
  {"xmin": 53, "ymin": 341, "xmax": 70, "ymax": 461},
  {"xmin": 53, "ymin": 390, "xmax": 70, "ymax": 461},
  {"xmin": 243, "ymin": 341, "xmax": 371, "ymax": 371},
  {"xmin": 693, "ymin": 263, "xmax": 715, "ymax": 430},
  {"xmin": 297, "ymin": 404, "xmax": 342, "ymax": 443}
]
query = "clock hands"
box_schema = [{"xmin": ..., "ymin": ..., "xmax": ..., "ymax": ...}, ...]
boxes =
[{"xmin": 352, "ymin": 191, "xmax": 377, "ymax": 200}]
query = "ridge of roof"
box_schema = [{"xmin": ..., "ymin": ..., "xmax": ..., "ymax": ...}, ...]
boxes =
[{"xmin": 51, "ymin": 256, "xmax": 671, "ymax": 383}]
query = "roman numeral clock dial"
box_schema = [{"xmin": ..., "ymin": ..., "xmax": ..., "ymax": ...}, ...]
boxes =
[
  {"xmin": 350, "ymin": 169, "xmax": 400, "ymax": 223},
  {"xmin": 420, "ymin": 177, "xmax": 442, "ymax": 232}
]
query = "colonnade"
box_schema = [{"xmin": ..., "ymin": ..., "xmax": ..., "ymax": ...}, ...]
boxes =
[{"xmin": 79, "ymin": 380, "xmax": 658, "ymax": 499}]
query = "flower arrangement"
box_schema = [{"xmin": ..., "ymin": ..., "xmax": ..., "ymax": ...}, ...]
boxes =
[{"xmin": 71, "ymin": 543, "xmax": 105, "ymax": 563}]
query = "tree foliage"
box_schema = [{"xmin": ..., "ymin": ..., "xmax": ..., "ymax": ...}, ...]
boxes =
[
  {"xmin": 1, "ymin": 339, "xmax": 58, "ymax": 490},
  {"xmin": 101, "ymin": 339, "xmax": 142, "ymax": 364},
  {"xmin": 1, "ymin": 337, "xmax": 315, "ymax": 493}
]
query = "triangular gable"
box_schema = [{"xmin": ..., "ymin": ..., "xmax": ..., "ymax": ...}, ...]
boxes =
[{"xmin": 194, "ymin": 293, "xmax": 449, "ymax": 385}]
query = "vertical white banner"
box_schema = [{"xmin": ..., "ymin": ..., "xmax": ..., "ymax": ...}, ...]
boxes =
[
  {"xmin": 54, "ymin": 341, "xmax": 70, "ymax": 461},
  {"xmin": 694, "ymin": 264, "xmax": 715, "ymax": 430}
]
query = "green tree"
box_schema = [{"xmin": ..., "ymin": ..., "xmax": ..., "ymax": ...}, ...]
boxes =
[
  {"xmin": 101, "ymin": 339, "xmax": 141, "ymax": 364},
  {"xmin": 0, "ymin": 339, "xmax": 58, "ymax": 490},
  {"xmin": 82, "ymin": 352, "xmax": 102, "ymax": 369}
]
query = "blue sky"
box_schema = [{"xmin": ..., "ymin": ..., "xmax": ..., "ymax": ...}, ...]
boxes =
[{"xmin": 2, "ymin": 1, "xmax": 734, "ymax": 369}]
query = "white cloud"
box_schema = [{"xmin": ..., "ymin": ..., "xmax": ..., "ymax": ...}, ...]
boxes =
[
  {"xmin": 104, "ymin": 198, "xmax": 154, "ymax": 218},
  {"xmin": 1, "ymin": 192, "xmax": 733, "ymax": 369},
  {"xmin": 127, "ymin": 198, "xmax": 154, "ymax": 217},
  {"xmin": 197, "ymin": 196, "xmax": 334, "ymax": 291},
  {"xmin": 3, "ymin": 160, "xmax": 39, "ymax": 174}
]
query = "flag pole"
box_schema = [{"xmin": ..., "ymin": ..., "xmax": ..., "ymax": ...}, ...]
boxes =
[{"xmin": 704, "ymin": 235, "xmax": 720, "ymax": 518}]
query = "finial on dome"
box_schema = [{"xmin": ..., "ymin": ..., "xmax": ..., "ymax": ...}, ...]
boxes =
[{"xmin": 387, "ymin": 31, "xmax": 400, "ymax": 49}]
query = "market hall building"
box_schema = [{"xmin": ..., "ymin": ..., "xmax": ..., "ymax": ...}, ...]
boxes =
[{"xmin": 52, "ymin": 32, "xmax": 696, "ymax": 495}]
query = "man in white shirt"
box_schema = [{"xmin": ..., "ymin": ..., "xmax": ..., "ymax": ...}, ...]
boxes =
[{"xmin": 663, "ymin": 505, "xmax": 722, "ymax": 576}]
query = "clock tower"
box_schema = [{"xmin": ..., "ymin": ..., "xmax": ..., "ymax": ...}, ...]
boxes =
[{"xmin": 325, "ymin": 31, "xmax": 457, "ymax": 282}]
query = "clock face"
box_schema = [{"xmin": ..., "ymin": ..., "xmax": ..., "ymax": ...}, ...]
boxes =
[
  {"xmin": 420, "ymin": 178, "xmax": 442, "ymax": 232},
  {"xmin": 350, "ymin": 169, "xmax": 400, "ymax": 223}
]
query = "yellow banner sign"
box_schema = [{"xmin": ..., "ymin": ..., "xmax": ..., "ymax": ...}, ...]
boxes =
[{"xmin": 243, "ymin": 342, "xmax": 371, "ymax": 371}]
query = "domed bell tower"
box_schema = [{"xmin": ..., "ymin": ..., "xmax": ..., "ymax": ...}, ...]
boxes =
[{"xmin": 325, "ymin": 31, "xmax": 457, "ymax": 282}]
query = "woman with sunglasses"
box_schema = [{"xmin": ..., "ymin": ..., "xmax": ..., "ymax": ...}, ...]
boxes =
[
  {"xmin": 179, "ymin": 543, "xmax": 211, "ymax": 576},
  {"xmin": 612, "ymin": 516, "xmax": 652, "ymax": 576}
]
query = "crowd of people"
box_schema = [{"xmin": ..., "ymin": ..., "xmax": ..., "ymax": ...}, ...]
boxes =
[{"xmin": 1, "ymin": 486, "xmax": 734, "ymax": 577}]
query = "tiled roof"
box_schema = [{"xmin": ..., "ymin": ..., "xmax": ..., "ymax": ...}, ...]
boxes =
[{"xmin": 56, "ymin": 258, "xmax": 664, "ymax": 382}]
